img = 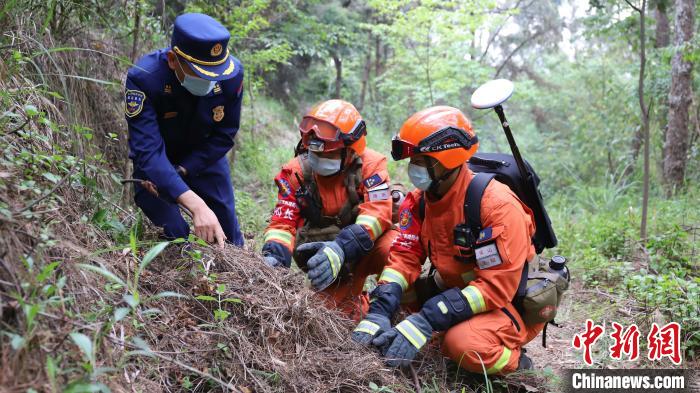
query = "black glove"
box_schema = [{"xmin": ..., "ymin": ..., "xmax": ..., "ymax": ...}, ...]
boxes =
[
  {"xmin": 352, "ymin": 282, "xmax": 403, "ymax": 346},
  {"xmin": 373, "ymin": 313, "xmax": 433, "ymax": 367},
  {"xmin": 261, "ymin": 241, "xmax": 292, "ymax": 268},
  {"xmin": 335, "ymin": 224, "xmax": 374, "ymax": 266},
  {"xmin": 352, "ymin": 313, "xmax": 391, "ymax": 345}
]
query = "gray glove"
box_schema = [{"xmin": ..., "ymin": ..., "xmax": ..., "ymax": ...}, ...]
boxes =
[
  {"xmin": 263, "ymin": 255, "xmax": 283, "ymax": 268},
  {"xmin": 352, "ymin": 313, "xmax": 391, "ymax": 346},
  {"xmin": 296, "ymin": 241, "xmax": 344, "ymax": 290},
  {"xmin": 372, "ymin": 313, "xmax": 433, "ymax": 367}
]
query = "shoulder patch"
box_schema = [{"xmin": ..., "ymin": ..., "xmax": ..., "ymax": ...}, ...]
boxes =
[
  {"xmin": 363, "ymin": 174, "xmax": 383, "ymax": 189},
  {"xmin": 399, "ymin": 209, "xmax": 413, "ymax": 230},
  {"xmin": 125, "ymin": 90, "xmax": 146, "ymax": 118},
  {"xmin": 275, "ymin": 178, "xmax": 292, "ymax": 197}
]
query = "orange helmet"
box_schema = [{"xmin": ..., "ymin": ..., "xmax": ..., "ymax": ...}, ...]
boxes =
[
  {"xmin": 392, "ymin": 106, "xmax": 478, "ymax": 169},
  {"xmin": 299, "ymin": 99, "xmax": 366, "ymax": 154}
]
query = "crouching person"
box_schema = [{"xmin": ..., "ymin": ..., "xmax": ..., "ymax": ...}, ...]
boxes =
[
  {"xmin": 261, "ymin": 100, "xmax": 398, "ymax": 319},
  {"xmin": 352, "ymin": 106, "xmax": 544, "ymax": 374}
]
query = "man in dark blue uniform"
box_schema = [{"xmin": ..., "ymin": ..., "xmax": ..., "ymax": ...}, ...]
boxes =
[{"xmin": 124, "ymin": 13, "xmax": 244, "ymax": 247}]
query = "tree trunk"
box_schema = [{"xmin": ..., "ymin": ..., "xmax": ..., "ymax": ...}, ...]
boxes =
[
  {"xmin": 333, "ymin": 52, "xmax": 342, "ymax": 99},
  {"xmin": 626, "ymin": 0, "xmax": 651, "ymax": 242},
  {"xmin": 358, "ymin": 31, "xmax": 372, "ymax": 110},
  {"xmin": 639, "ymin": 0, "xmax": 650, "ymax": 243},
  {"xmin": 656, "ymin": 0, "xmax": 671, "ymax": 175},
  {"xmin": 130, "ymin": 0, "xmax": 141, "ymax": 63},
  {"xmin": 626, "ymin": 1, "xmax": 669, "ymax": 170},
  {"xmin": 654, "ymin": 0, "xmax": 671, "ymax": 48},
  {"xmin": 374, "ymin": 36, "xmax": 382, "ymax": 77},
  {"xmin": 663, "ymin": 0, "xmax": 695, "ymax": 195}
]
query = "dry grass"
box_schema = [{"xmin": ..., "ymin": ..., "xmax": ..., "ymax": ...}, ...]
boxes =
[{"xmin": 129, "ymin": 245, "xmax": 411, "ymax": 392}]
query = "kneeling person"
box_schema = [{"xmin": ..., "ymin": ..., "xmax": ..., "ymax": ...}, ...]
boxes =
[
  {"xmin": 353, "ymin": 106, "xmax": 544, "ymax": 374},
  {"xmin": 262, "ymin": 100, "xmax": 397, "ymax": 318},
  {"xmin": 125, "ymin": 13, "xmax": 245, "ymax": 247}
]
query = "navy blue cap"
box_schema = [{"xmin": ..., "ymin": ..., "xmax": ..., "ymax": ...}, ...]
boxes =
[{"xmin": 171, "ymin": 13, "xmax": 238, "ymax": 81}]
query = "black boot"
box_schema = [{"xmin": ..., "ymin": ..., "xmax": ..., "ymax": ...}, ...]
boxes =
[{"xmin": 517, "ymin": 348, "xmax": 533, "ymax": 370}]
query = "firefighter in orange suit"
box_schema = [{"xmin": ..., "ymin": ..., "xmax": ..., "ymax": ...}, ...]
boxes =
[
  {"xmin": 351, "ymin": 106, "xmax": 545, "ymax": 373},
  {"xmin": 261, "ymin": 100, "xmax": 397, "ymax": 318}
]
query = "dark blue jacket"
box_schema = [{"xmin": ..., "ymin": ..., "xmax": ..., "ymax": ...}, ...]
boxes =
[{"xmin": 125, "ymin": 48, "xmax": 244, "ymax": 201}]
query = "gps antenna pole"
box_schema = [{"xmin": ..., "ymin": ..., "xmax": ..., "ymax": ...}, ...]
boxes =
[{"xmin": 494, "ymin": 104, "xmax": 530, "ymax": 182}]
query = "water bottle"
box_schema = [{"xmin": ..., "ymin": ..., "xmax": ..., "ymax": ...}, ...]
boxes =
[{"xmin": 548, "ymin": 255, "xmax": 570, "ymax": 283}]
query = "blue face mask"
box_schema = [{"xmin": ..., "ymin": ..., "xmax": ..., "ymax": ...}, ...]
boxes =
[
  {"xmin": 308, "ymin": 151, "xmax": 342, "ymax": 176},
  {"xmin": 176, "ymin": 56, "xmax": 216, "ymax": 96},
  {"xmin": 408, "ymin": 163, "xmax": 433, "ymax": 191}
]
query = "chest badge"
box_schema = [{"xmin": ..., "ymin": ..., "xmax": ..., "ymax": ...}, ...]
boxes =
[{"xmin": 212, "ymin": 105, "xmax": 225, "ymax": 122}]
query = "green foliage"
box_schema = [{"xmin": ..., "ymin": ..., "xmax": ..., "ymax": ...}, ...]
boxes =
[
  {"xmin": 196, "ymin": 283, "xmax": 243, "ymax": 323},
  {"xmin": 553, "ymin": 185, "xmax": 700, "ymax": 358}
]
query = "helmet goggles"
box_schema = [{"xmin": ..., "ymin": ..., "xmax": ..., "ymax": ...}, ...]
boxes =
[
  {"xmin": 300, "ymin": 116, "xmax": 366, "ymax": 151},
  {"xmin": 391, "ymin": 126, "xmax": 479, "ymax": 161}
]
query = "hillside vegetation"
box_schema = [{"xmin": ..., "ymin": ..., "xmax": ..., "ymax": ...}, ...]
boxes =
[{"xmin": 1, "ymin": 1, "xmax": 699, "ymax": 392}]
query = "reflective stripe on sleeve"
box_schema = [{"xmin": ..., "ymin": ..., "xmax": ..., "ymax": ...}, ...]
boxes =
[
  {"xmin": 486, "ymin": 346, "xmax": 513, "ymax": 374},
  {"xmin": 356, "ymin": 214, "xmax": 383, "ymax": 239},
  {"xmin": 461, "ymin": 285, "xmax": 487, "ymax": 314},
  {"xmin": 264, "ymin": 229, "xmax": 293, "ymax": 247},
  {"xmin": 378, "ymin": 267, "xmax": 409, "ymax": 291},
  {"xmin": 395, "ymin": 319, "xmax": 428, "ymax": 349},
  {"xmin": 354, "ymin": 320, "xmax": 380, "ymax": 336}
]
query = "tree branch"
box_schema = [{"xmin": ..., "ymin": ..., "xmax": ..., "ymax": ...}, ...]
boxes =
[
  {"xmin": 5, "ymin": 118, "xmax": 29, "ymax": 136},
  {"xmin": 16, "ymin": 165, "xmax": 78, "ymax": 213},
  {"xmin": 478, "ymin": 0, "xmax": 530, "ymax": 63},
  {"xmin": 494, "ymin": 29, "xmax": 546, "ymax": 77},
  {"xmin": 624, "ymin": 0, "xmax": 642, "ymax": 13}
]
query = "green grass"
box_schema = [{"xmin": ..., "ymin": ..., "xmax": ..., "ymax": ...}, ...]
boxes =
[{"xmin": 548, "ymin": 184, "xmax": 700, "ymax": 359}]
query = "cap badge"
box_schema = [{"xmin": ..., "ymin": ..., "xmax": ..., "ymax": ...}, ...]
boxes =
[{"xmin": 211, "ymin": 43, "xmax": 223, "ymax": 57}]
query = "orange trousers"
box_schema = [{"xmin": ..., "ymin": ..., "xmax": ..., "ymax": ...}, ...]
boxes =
[
  {"xmin": 441, "ymin": 302, "xmax": 544, "ymax": 374},
  {"xmin": 318, "ymin": 228, "xmax": 399, "ymax": 320}
]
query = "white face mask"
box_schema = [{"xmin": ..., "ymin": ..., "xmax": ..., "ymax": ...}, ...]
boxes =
[
  {"xmin": 408, "ymin": 163, "xmax": 433, "ymax": 191},
  {"xmin": 308, "ymin": 151, "xmax": 342, "ymax": 176},
  {"xmin": 176, "ymin": 56, "xmax": 216, "ymax": 96}
]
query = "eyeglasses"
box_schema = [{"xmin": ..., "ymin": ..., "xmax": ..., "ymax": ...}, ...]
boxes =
[{"xmin": 391, "ymin": 126, "xmax": 478, "ymax": 161}]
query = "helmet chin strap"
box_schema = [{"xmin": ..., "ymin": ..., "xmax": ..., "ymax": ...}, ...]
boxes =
[
  {"xmin": 339, "ymin": 148, "xmax": 347, "ymax": 173},
  {"xmin": 426, "ymin": 164, "xmax": 459, "ymax": 198},
  {"xmin": 324, "ymin": 148, "xmax": 350, "ymax": 177}
]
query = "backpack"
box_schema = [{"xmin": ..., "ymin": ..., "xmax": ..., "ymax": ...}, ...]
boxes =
[
  {"xmin": 417, "ymin": 152, "xmax": 557, "ymax": 253},
  {"xmin": 467, "ymin": 152, "xmax": 557, "ymax": 254},
  {"xmin": 417, "ymin": 152, "xmax": 569, "ymax": 345}
]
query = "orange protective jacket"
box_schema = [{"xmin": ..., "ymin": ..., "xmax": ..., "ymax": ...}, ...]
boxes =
[
  {"xmin": 263, "ymin": 148, "xmax": 393, "ymax": 252},
  {"xmin": 379, "ymin": 164, "xmax": 536, "ymax": 315}
]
